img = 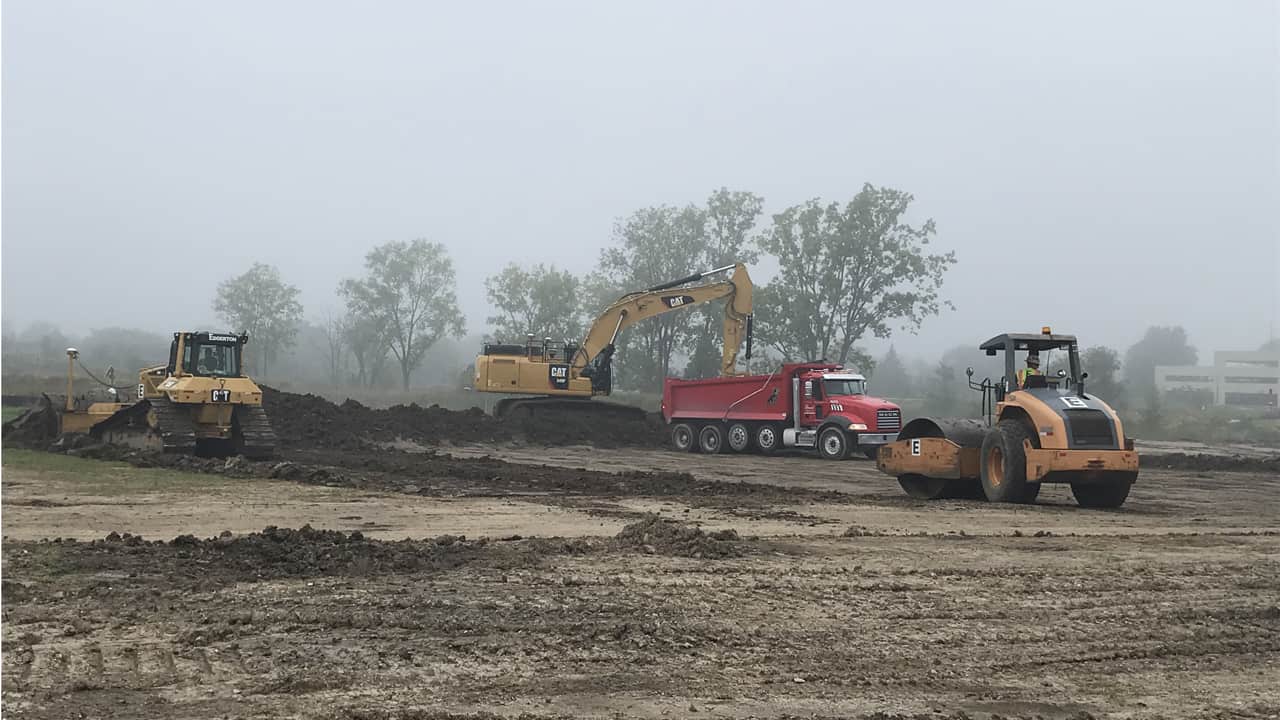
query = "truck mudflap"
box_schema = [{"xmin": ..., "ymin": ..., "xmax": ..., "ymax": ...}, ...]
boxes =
[
  {"xmin": 877, "ymin": 436, "xmax": 980, "ymax": 480},
  {"xmin": 1025, "ymin": 446, "xmax": 1139, "ymax": 483}
]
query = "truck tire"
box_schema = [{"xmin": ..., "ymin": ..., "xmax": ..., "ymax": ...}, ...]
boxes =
[
  {"xmin": 818, "ymin": 426, "xmax": 849, "ymax": 460},
  {"xmin": 980, "ymin": 419, "xmax": 1039, "ymax": 503},
  {"xmin": 1071, "ymin": 472, "xmax": 1135, "ymax": 509},
  {"xmin": 698, "ymin": 424, "xmax": 726, "ymax": 454},
  {"xmin": 861, "ymin": 447, "xmax": 879, "ymax": 461},
  {"xmin": 726, "ymin": 422, "xmax": 751, "ymax": 453},
  {"xmin": 671, "ymin": 423, "xmax": 697, "ymax": 453},
  {"xmin": 755, "ymin": 424, "xmax": 782, "ymax": 455}
]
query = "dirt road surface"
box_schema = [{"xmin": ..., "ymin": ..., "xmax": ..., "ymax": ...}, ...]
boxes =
[{"xmin": 4, "ymin": 439, "xmax": 1279, "ymax": 719}]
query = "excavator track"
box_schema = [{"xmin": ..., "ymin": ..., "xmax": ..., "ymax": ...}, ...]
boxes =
[
  {"xmin": 91, "ymin": 397, "xmax": 196, "ymax": 453},
  {"xmin": 233, "ymin": 405, "xmax": 276, "ymax": 459},
  {"xmin": 494, "ymin": 396, "xmax": 646, "ymax": 421}
]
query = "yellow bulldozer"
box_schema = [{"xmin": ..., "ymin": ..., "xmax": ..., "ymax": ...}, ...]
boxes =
[
  {"xmin": 473, "ymin": 263, "xmax": 753, "ymax": 417},
  {"xmin": 44, "ymin": 331, "xmax": 276, "ymax": 458},
  {"xmin": 876, "ymin": 328, "xmax": 1138, "ymax": 508}
]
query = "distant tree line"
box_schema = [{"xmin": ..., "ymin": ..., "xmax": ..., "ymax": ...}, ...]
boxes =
[{"xmin": 482, "ymin": 184, "xmax": 955, "ymax": 392}]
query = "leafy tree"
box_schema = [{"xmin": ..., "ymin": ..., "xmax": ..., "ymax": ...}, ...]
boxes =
[
  {"xmin": 339, "ymin": 239, "xmax": 465, "ymax": 390},
  {"xmin": 871, "ymin": 345, "xmax": 912, "ymax": 398},
  {"xmin": 484, "ymin": 263, "xmax": 583, "ymax": 343},
  {"xmin": 341, "ymin": 310, "xmax": 392, "ymax": 387},
  {"xmin": 1123, "ymin": 326, "xmax": 1197, "ymax": 398},
  {"xmin": 1079, "ymin": 346, "xmax": 1123, "ymax": 405},
  {"xmin": 754, "ymin": 184, "xmax": 954, "ymax": 366},
  {"xmin": 684, "ymin": 188, "xmax": 764, "ymax": 379},
  {"xmin": 922, "ymin": 362, "xmax": 963, "ymax": 416},
  {"xmin": 595, "ymin": 204, "xmax": 708, "ymax": 391},
  {"xmin": 213, "ymin": 263, "xmax": 303, "ymax": 378},
  {"xmin": 319, "ymin": 313, "xmax": 348, "ymax": 386}
]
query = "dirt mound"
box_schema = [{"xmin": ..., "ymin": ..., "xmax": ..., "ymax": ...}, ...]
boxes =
[
  {"xmin": 611, "ymin": 514, "xmax": 743, "ymax": 558},
  {"xmin": 6, "ymin": 526, "xmax": 591, "ymax": 590},
  {"xmin": 1141, "ymin": 452, "xmax": 1280, "ymax": 474},
  {"xmin": 262, "ymin": 386, "xmax": 666, "ymax": 450}
]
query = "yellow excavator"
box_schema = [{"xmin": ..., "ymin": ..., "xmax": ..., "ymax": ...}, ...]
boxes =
[
  {"xmin": 474, "ymin": 263, "xmax": 753, "ymax": 416},
  {"xmin": 26, "ymin": 331, "xmax": 277, "ymax": 458}
]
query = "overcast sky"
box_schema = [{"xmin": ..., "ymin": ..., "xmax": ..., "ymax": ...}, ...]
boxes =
[{"xmin": 3, "ymin": 1, "xmax": 1277, "ymax": 363}]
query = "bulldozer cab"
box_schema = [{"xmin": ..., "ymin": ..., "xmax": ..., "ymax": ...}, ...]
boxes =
[{"xmin": 168, "ymin": 332, "xmax": 247, "ymax": 378}]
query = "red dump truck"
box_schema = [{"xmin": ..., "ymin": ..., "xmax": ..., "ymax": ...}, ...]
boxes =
[{"xmin": 660, "ymin": 362, "xmax": 902, "ymax": 459}]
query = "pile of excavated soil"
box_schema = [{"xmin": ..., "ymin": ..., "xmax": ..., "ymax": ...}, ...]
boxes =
[
  {"xmin": 262, "ymin": 386, "xmax": 667, "ymax": 450},
  {"xmin": 1141, "ymin": 452, "xmax": 1280, "ymax": 474},
  {"xmin": 611, "ymin": 514, "xmax": 743, "ymax": 558},
  {"xmin": 8, "ymin": 526, "xmax": 592, "ymax": 589}
]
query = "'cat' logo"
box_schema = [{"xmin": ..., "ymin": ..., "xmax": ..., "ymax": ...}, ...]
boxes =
[{"xmin": 662, "ymin": 294, "xmax": 695, "ymax": 308}]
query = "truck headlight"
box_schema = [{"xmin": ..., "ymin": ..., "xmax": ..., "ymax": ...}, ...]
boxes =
[{"xmin": 848, "ymin": 423, "xmax": 868, "ymax": 431}]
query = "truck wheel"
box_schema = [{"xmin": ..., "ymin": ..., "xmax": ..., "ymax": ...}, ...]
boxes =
[
  {"xmin": 1071, "ymin": 472, "xmax": 1135, "ymax": 508},
  {"xmin": 755, "ymin": 424, "xmax": 781, "ymax": 455},
  {"xmin": 698, "ymin": 424, "xmax": 726, "ymax": 454},
  {"xmin": 671, "ymin": 423, "xmax": 696, "ymax": 453},
  {"xmin": 980, "ymin": 420, "xmax": 1038, "ymax": 503},
  {"xmin": 818, "ymin": 427, "xmax": 849, "ymax": 460},
  {"xmin": 726, "ymin": 423, "xmax": 751, "ymax": 453}
]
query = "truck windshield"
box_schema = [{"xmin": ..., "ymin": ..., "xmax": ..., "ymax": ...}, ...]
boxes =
[
  {"xmin": 185, "ymin": 342, "xmax": 241, "ymax": 377},
  {"xmin": 824, "ymin": 379, "xmax": 864, "ymax": 396}
]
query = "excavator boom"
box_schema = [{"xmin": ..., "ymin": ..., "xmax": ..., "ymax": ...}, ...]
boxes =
[{"xmin": 473, "ymin": 262, "xmax": 753, "ymax": 414}]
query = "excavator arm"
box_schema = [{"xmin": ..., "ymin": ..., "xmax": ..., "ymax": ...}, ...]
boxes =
[{"xmin": 575, "ymin": 263, "xmax": 753, "ymax": 391}]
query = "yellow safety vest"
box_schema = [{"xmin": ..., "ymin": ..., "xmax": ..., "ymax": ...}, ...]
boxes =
[{"xmin": 1017, "ymin": 367, "xmax": 1040, "ymax": 387}]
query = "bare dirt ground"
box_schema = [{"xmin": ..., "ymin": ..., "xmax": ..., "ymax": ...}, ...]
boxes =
[
  {"xmin": 3, "ymin": 388, "xmax": 1279, "ymax": 719},
  {"xmin": 5, "ymin": 442, "xmax": 1279, "ymax": 720}
]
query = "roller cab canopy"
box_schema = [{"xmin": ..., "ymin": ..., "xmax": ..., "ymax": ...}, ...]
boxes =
[{"xmin": 980, "ymin": 333, "xmax": 1078, "ymax": 355}]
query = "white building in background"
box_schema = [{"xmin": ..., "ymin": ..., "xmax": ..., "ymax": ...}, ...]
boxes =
[{"xmin": 1155, "ymin": 351, "xmax": 1279, "ymax": 406}]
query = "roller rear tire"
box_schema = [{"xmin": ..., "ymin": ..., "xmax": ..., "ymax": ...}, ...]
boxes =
[
  {"xmin": 1071, "ymin": 472, "xmax": 1135, "ymax": 508},
  {"xmin": 980, "ymin": 420, "xmax": 1040, "ymax": 504}
]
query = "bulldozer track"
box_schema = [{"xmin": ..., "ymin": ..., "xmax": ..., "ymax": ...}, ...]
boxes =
[
  {"xmin": 149, "ymin": 397, "xmax": 197, "ymax": 453},
  {"xmin": 90, "ymin": 397, "xmax": 196, "ymax": 453},
  {"xmin": 233, "ymin": 405, "xmax": 276, "ymax": 459}
]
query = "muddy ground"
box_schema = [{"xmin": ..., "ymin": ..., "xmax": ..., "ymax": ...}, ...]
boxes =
[{"xmin": 3, "ymin": 390, "xmax": 1280, "ymax": 718}]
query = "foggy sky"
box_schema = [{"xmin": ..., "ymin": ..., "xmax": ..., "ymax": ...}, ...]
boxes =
[{"xmin": 3, "ymin": 1, "xmax": 1278, "ymax": 364}]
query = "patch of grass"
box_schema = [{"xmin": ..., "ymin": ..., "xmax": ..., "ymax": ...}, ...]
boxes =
[
  {"xmin": 2, "ymin": 405, "xmax": 26, "ymax": 423},
  {"xmin": 1, "ymin": 449, "xmax": 250, "ymax": 497}
]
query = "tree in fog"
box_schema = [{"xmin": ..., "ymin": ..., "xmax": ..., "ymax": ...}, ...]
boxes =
[
  {"xmin": 923, "ymin": 362, "xmax": 964, "ymax": 416},
  {"xmin": 595, "ymin": 204, "xmax": 708, "ymax": 391},
  {"xmin": 1080, "ymin": 346, "xmax": 1123, "ymax": 404},
  {"xmin": 1123, "ymin": 326, "xmax": 1197, "ymax": 397},
  {"xmin": 213, "ymin": 263, "xmax": 303, "ymax": 378},
  {"xmin": 684, "ymin": 188, "xmax": 764, "ymax": 379},
  {"xmin": 318, "ymin": 313, "xmax": 348, "ymax": 385},
  {"xmin": 871, "ymin": 345, "xmax": 912, "ymax": 398},
  {"xmin": 341, "ymin": 310, "xmax": 392, "ymax": 387},
  {"xmin": 484, "ymin": 263, "xmax": 584, "ymax": 343},
  {"xmin": 339, "ymin": 239, "xmax": 465, "ymax": 391},
  {"xmin": 754, "ymin": 184, "xmax": 954, "ymax": 367}
]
